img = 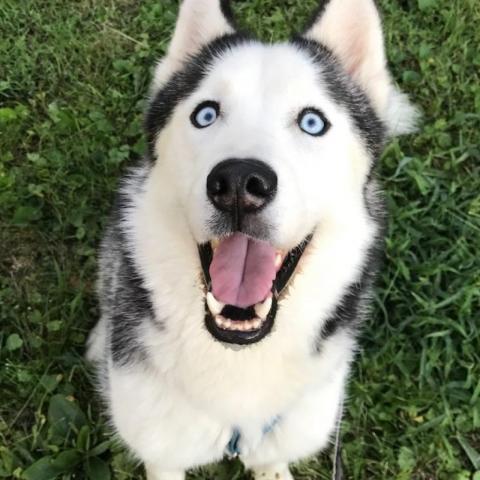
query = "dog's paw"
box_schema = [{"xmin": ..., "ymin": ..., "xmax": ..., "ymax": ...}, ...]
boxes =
[{"xmin": 252, "ymin": 464, "xmax": 293, "ymax": 480}]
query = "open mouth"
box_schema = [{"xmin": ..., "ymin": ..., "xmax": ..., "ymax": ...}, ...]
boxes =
[{"xmin": 198, "ymin": 233, "xmax": 311, "ymax": 345}]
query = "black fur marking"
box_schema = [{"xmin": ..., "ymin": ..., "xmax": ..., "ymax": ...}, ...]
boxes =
[
  {"xmin": 111, "ymin": 160, "xmax": 152, "ymax": 222},
  {"xmin": 314, "ymin": 197, "xmax": 385, "ymax": 350},
  {"xmin": 315, "ymin": 251, "xmax": 378, "ymax": 348},
  {"xmin": 110, "ymin": 249, "xmax": 155, "ymax": 366},
  {"xmin": 220, "ymin": 0, "xmax": 237, "ymax": 28},
  {"xmin": 319, "ymin": 277, "xmax": 368, "ymax": 341},
  {"xmin": 363, "ymin": 177, "xmax": 387, "ymax": 225},
  {"xmin": 145, "ymin": 33, "xmax": 251, "ymax": 158},
  {"xmin": 99, "ymin": 165, "xmax": 158, "ymax": 366},
  {"xmin": 291, "ymin": 37, "xmax": 386, "ymax": 159}
]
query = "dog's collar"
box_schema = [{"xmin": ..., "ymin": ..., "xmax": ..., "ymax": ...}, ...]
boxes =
[
  {"xmin": 225, "ymin": 415, "xmax": 282, "ymax": 458},
  {"xmin": 225, "ymin": 428, "xmax": 241, "ymax": 458},
  {"xmin": 224, "ymin": 402, "xmax": 344, "ymax": 480}
]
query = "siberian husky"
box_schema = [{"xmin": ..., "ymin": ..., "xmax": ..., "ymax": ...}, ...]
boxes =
[{"xmin": 87, "ymin": 0, "xmax": 416, "ymax": 478}]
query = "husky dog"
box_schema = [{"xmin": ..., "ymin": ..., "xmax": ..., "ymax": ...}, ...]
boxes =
[{"xmin": 87, "ymin": 0, "xmax": 416, "ymax": 478}]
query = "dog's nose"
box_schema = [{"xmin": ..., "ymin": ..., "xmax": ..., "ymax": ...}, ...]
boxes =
[{"xmin": 207, "ymin": 159, "xmax": 277, "ymax": 216}]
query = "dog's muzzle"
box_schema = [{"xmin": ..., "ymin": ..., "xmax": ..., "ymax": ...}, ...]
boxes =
[{"xmin": 201, "ymin": 158, "xmax": 311, "ymax": 345}]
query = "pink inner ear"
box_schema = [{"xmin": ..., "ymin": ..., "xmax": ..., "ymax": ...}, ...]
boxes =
[
  {"xmin": 166, "ymin": 0, "xmax": 235, "ymax": 63},
  {"xmin": 304, "ymin": 0, "xmax": 386, "ymax": 84},
  {"xmin": 303, "ymin": 0, "xmax": 393, "ymax": 117},
  {"xmin": 343, "ymin": 30, "xmax": 369, "ymax": 79}
]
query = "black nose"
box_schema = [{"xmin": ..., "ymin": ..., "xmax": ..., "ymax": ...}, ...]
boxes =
[{"xmin": 207, "ymin": 159, "xmax": 277, "ymax": 218}]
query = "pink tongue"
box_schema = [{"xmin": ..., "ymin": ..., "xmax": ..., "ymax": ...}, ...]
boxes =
[{"xmin": 210, "ymin": 233, "xmax": 276, "ymax": 308}]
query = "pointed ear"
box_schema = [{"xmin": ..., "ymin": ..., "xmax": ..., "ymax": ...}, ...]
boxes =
[
  {"xmin": 167, "ymin": 0, "xmax": 235, "ymax": 63},
  {"xmin": 152, "ymin": 0, "xmax": 236, "ymax": 90},
  {"xmin": 304, "ymin": 0, "xmax": 417, "ymax": 135}
]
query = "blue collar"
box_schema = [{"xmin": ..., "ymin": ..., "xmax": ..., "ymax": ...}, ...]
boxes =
[
  {"xmin": 224, "ymin": 415, "xmax": 344, "ymax": 480},
  {"xmin": 225, "ymin": 428, "xmax": 242, "ymax": 458},
  {"xmin": 225, "ymin": 415, "xmax": 282, "ymax": 458}
]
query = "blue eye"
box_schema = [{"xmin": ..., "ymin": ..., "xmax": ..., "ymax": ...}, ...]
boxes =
[
  {"xmin": 298, "ymin": 108, "xmax": 329, "ymax": 136},
  {"xmin": 191, "ymin": 101, "xmax": 220, "ymax": 129}
]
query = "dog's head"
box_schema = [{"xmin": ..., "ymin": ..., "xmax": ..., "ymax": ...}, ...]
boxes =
[{"xmin": 142, "ymin": 0, "xmax": 416, "ymax": 346}]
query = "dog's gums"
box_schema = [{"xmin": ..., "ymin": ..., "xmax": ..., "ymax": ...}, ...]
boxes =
[{"xmin": 199, "ymin": 234, "xmax": 311, "ymax": 345}]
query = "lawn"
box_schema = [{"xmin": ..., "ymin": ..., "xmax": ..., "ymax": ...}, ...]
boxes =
[{"xmin": 1, "ymin": 0, "xmax": 479, "ymax": 478}]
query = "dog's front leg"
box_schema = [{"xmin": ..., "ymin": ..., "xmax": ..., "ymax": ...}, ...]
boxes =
[
  {"xmin": 145, "ymin": 466, "xmax": 185, "ymax": 480},
  {"xmin": 252, "ymin": 463, "xmax": 294, "ymax": 480}
]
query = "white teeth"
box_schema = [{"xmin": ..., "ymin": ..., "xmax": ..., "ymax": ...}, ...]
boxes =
[
  {"xmin": 207, "ymin": 292, "xmax": 225, "ymax": 316},
  {"xmin": 251, "ymin": 318, "xmax": 261, "ymax": 329},
  {"xmin": 215, "ymin": 315, "xmax": 227, "ymax": 328},
  {"xmin": 275, "ymin": 252, "xmax": 283, "ymax": 269},
  {"xmin": 211, "ymin": 239, "xmax": 220, "ymax": 251},
  {"xmin": 229, "ymin": 321, "xmax": 242, "ymax": 331},
  {"xmin": 254, "ymin": 296, "xmax": 272, "ymax": 320},
  {"xmin": 214, "ymin": 315, "xmax": 263, "ymax": 332},
  {"xmin": 242, "ymin": 319, "xmax": 256, "ymax": 331},
  {"xmin": 244, "ymin": 321, "xmax": 254, "ymax": 331}
]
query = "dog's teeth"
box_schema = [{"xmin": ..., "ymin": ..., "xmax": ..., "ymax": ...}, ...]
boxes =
[
  {"xmin": 215, "ymin": 315, "xmax": 234, "ymax": 331},
  {"xmin": 275, "ymin": 252, "xmax": 283, "ymax": 269},
  {"xmin": 214, "ymin": 315, "xmax": 262, "ymax": 332},
  {"xmin": 248, "ymin": 319, "xmax": 260, "ymax": 331},
  {"xmin": 211, "ymin": 239, "xmax": 220, "ymax": 251},
  {"xmin": 255, "ymin": 296, "xmax": 272, "ymax": 320},
  {"xmin": 214, "ymin": 315, "xmax": 224, "ymax": 327},
  {"xmin": 242, "ymin": 320, "xmax": 253, "ymax": 331},
  {"xmin": 251, "ymin": 318, "xmax": 261, "ymax": 329},
  {"xmin": 207, "ymin": 292, "xmax": 225, "ymax": 316}
]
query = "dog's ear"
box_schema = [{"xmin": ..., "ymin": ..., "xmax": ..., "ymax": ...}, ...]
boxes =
[
  {"xmin": 152, "ymin": 0, "xmax": 236, "ymax": 91},
  {"xmin": 303, "ymin": 0, "xmax": 418, "ymax": 135}
]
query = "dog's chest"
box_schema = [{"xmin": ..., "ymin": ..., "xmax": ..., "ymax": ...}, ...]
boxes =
[{"xmin": 155, "ymin": 334, "xmax": 322, "ymax": 425}]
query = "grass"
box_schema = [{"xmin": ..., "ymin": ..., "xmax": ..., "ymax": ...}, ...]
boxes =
[{"xmin": 1, "ymin": 0, "xmax": 479, "ymax": 478}]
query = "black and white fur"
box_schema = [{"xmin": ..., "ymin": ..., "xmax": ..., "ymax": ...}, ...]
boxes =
[{"xmin": 87, "ymin": 1, "xmax": 416, "ymax": 478}]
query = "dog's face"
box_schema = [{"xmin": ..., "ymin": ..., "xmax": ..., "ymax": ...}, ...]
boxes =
[
  {"xmin": 155, "ymin": 43, "xmax": 375, "ymax": 247},
  {"xmin": 143, "ymin": 0, "xmax": 416, "ymax": 346}
]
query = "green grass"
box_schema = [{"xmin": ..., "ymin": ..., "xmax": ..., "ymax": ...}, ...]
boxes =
[{"xmin": 1, "ymin": 0, "xmax": 479, "ymax": 478}]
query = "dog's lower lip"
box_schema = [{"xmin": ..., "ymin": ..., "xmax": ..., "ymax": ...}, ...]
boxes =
[{"xmin": 204, "ymin": 295, "xmax": 278, "ymax": 346}]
